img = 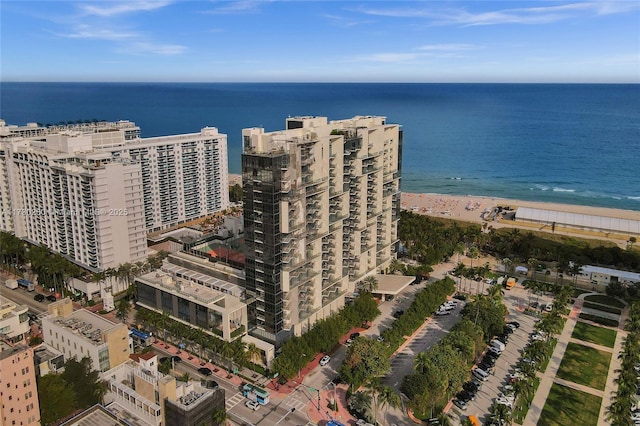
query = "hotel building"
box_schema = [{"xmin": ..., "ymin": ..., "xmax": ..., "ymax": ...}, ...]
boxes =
[
  {"xmin": 242, "ymin": 116, "xmax": 402, "ymax": 344},
  {"xmin": 41, "ymin": 298, "xmax": 130, "ymax": 372},
  {"xmin": 0, "ymin": 339, "xmax": 40, "ymax": 426},
  {"xmin": 0, "ymin": 119, "xmax": 229, "ymax": 270}
]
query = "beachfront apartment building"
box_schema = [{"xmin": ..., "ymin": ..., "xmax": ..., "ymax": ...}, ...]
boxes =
[
  {"xmin": 0, "ymin": 295, "xmax": 31, "ymax": 343},
  {"xmin": 41, "ymin": 298, "xmax": 130, "ymax": 372},
  {"xmin": 0, "ymin": 339, "xmax": 41, "ymax": 426},
  {"xmin": 242, "ymin": 115, "xmax": 402, "ymax": 344},
  {"xmin": 0, "ymin": 119, "xmax": 229, "ymax": 271}
]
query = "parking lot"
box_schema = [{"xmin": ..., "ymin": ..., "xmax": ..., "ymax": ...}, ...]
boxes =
[{"xmin": 448, "ymin": 284, "xmax": 555, "ymax": 424}]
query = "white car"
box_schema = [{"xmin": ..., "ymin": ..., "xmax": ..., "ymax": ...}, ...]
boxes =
[
  {"xmin": 496, "ymin": 397, "xmax": 513, "ymax": 408},
  {"xmin": 319, "ymin": 355, "xmax": 331, "ymax": 366},
  {"xmin": 245, "ymin": 400, "xmax": 260, "ymax": 411},
  {"xmin": 436, "ymin": 310, "xmax": 451, "ymax": 316}
]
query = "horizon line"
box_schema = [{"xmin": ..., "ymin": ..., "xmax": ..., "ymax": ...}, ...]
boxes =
[{"xmin": 2, "ymin": 80, "xmax": 639, "ymax": 85}]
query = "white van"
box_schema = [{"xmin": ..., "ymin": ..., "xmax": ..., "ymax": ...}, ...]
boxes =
[
  {"xmin": 472, "ymin": 368, "xmax": 490, "ymax": 381},
  {"xmin": 490, "ymin": 339, "xmax": 506, "ymax": 352}
]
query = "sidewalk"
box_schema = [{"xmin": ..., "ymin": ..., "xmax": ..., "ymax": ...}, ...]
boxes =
[{"xmin": 151, "ymin": 339, "xmax": 250, "ymax": 391}]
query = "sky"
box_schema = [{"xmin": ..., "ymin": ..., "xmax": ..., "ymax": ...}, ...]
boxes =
[{"xmin": 1, "ymin": 0, "xmax": 639, "ymax": 83}]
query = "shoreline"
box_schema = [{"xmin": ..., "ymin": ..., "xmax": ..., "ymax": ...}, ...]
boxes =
[{"xmin": 400, "ymin": 192, "xmax": 639, "ymax": 246}]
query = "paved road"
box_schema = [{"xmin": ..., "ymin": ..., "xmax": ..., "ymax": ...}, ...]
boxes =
[
  {"xmin": 153, "ymin": 346, "xmax": 313, "ymax": 426},
  {"xmin": 0, "ymin": 276, "xmax": 47, "ymax": 314}
]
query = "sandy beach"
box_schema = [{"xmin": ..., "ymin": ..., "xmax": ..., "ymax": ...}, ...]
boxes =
[{"xmin": 401, "ymin": 192, "xmax": 639, "ymax": 245}]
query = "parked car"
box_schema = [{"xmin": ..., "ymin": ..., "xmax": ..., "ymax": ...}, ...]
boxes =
[
  {"xmin": 481, "ymin": 356, "xmax": 496, "ymax": 367},
  {"xmin": 198, "ymin": 367, "xmax": 213, "ymax": 376},
  {"xmin": 245, "ymin": 400, "xmax": 260, "ymax": 411},
  {"xmin": 319, "ymin": 355, "xmax": 331, "ymax": 366},
  {"xmin": 507, "ymin": 321, "xmax": 521, "ymax": 328},
  {"xmin": 453, "ymin": 294, "xmax": 467, "ymax": 301},
  {"xmin": 392, "ymin": 310, "xmax": 404, "ymax": 318},
  {"xmin": 452, "ymin": 399, "xmax": 467, "ymax": 410},
  {"xmin": 46, "ymin": 295, "xmax": 57, "ymax": 302},
  {"xmin": 435, "ymin": 310, "xmax": 450, "ymax": 316},
  {"xmin": 456, "ymin": 389, "xmax": 476, "ymax": 401},
  {"xmin": 350, "ymin": 332, "xmax": 360, "ymax": 340},
  {"xmin": 33, "ymin": 294, "xmax": 45, "ymax": 302},
  {"xmin": 463, "ymin": 381, "xmax": 481, "ymax": 392}
]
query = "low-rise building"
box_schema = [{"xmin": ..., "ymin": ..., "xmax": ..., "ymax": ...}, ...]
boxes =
[
  {"xmin": 579, "ymin": 265, "xmax": 640, "ymax": 287},
  {"xmin": 0, "ymin": 295, "xmax": 30, "ymax": 343},
  {"xmin": 135, "ymin": 263, "xmax": 247, "ymax": 342},
  {"xmin": 102, "ymin": 353, "xmax": 224, "ymax": 426},
  {"xmin": 0, "ymin": 339, "xmax": 40, "ymax": 426},
  {"xmin": 41, "ymin": 299, "xmax": 130, "ymax": 372}
]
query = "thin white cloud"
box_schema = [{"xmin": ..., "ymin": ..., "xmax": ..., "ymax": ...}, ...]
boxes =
[
  {"xmin": 78, "ymin": 1, "xmax": 172, "ymax": 17},
  {"xmin": 322, "ymin": 13, "xmax": 373, "ymax": 28},
  {"xmin": 62, "ymin": 25, "xmax": 138, "ymax": 40},
  {"xmin": 117, "ymin": 41, "xmax": 187, "ymax": 55},
  {"xmin": 204, "ymin": 0, "xmax": 268, "ymax": 14},
  {"xmin": 359, "ymin": 53, "xmax": 424, "ymax": 62},
  {"xmin": 357, "ymin": 1, "xmax": 640, "ymax": 27}
]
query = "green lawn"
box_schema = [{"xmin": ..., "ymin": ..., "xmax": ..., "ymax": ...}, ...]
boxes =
[
  {"xmin": 578, "ymin": 313, "xmax": 619, "ymax": 328},
  {"xmin": 571, "ymin": 321, "xmax": 617, "ymax": 348},
  {"xmin": 538, "ymin": 383, "xmax": 602, "ymax": 426},
  {"xmin": 556, "ymin": 342, "xmax": 612, "ymax": 390},
  {"xmin": 584, "ymin": 294, "xmax": 626, "ymax": 308}
]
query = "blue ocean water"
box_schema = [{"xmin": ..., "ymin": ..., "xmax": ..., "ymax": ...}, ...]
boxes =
[{"xmin": 1, "ymin": 83, "xmax": 639, "ymax": 211}]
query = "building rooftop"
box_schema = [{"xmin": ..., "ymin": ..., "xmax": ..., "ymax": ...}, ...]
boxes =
[
  {"xmin": 143, "ymin": 262, "xmax": 244, "ymax": 299},
  {"xmin": 0, "ymin": 340, "xmax": 29, "ymax": 361},
  {"xmin": 59, "ymin": 403, "xmax": 133, "ymax": 426},
  {"xmin": 168, "ymin": 385, "xmax": 215, "ymax": 412},
  {"xmin": 47, "ymin": 309, "xmax": 120, "ymax": 346},
  {"xmin": 373, "ymin": 274, "xmax": 415, "ymax": 296},
  {"xmin": 581, "ymin": 265, "xmax": 640, "ymax": 282}
]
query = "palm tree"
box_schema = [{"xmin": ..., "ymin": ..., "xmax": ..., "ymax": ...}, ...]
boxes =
[
  {"xmin": 527, "ymin": 257, "xmax": 538, "ymax": 280},
  {"xmin": 211, "ymin": 407, "xmax": 229, "ymax": 426},
  {"xmin": 501, "ymin": 258, "xmax": 513, "ymax": 275},
  {"xmin": 454, "ymin": 242, "xmax": 466, "ymax": 264},
  {"xmin": 361, "ymin": 276, "xmax": 379, "ymax": 293},
  {"xmin": 487, "ymin": 284, "xmax": 504, "ymax": 302},
  {"xmin": 414, "ymin": 352, "xmax": 430, "ymax": 374},
  {"xmin": 378, "ymin": 386, "xmax": 401, "ymax": 425},
  {"xmin": 220, "ymin": 342, "xmax": 235, "ymax": 374},
  {"xmin": 245, "ymin": 343, "xmax": 262, "ymax": 369}
]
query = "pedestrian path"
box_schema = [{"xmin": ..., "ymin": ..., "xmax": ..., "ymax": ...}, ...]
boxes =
[{"xmin": 598, "ymin": 327, "xmax": 626, "ymax": 426}]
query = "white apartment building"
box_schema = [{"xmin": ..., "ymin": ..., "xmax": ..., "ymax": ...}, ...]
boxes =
[
  {"xmin": 0, "ymin": 119, "xmax": 229, "ymax": 270},
  {"xmin": 242, "ymin": 116, "xmax": 401, "ymax": 344}
]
